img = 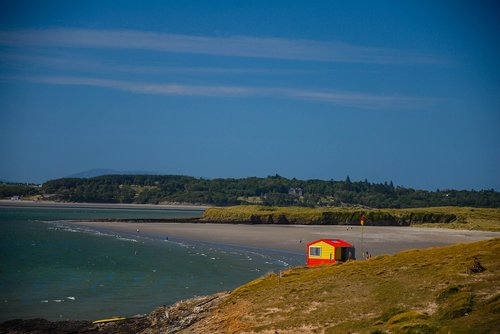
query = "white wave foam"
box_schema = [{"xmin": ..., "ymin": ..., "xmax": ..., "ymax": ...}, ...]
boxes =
[
  {"xmin": 47, "ymin": 221, "xmax": 143, "ymax": 244},
  {"xmin": 117, "ymin": 237, "xmax": 138, "ymax": 243},
  {"xmin": 276, "ymin": 259, "xmax": 289, "ymax": 267}
]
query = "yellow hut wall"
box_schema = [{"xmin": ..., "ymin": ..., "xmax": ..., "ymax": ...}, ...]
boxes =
[
  {"xmin": 335, "ymin": 248, "xmax": 343, "ymax": 260},
  {"xmin": 309, "ymin": 241, "xmax": 336, "ymax": 262}
]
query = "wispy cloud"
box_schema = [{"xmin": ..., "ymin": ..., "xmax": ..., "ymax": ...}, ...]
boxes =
[
  {"xmin": 0, "ymin": 28, "xmax": 447, "ymax": 65},
  {"xmin": 15, "ymin": 75, "xmax": 439, "ymax": 110},
  {"xmin": 22, "ymin": 76, "xmax": 257, "ymax": 96},
  {"xmin": 0, "ymin": 51, "xmax": 306, "ymax": 76}
]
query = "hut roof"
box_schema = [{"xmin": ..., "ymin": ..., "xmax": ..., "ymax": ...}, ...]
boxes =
[{"xmin": 307, "ymin": 239, "xmax": 353, "ymax": 247}]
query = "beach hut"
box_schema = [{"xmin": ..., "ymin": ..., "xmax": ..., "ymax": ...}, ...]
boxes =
[{"xmin": 306, "ymin": 239, "xmax": 355, "ymax": 267}]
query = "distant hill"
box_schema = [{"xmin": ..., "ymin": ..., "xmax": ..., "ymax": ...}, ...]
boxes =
[{"xmin": 66, "ymin": 169, "xmax": 159, "ymax": 179}]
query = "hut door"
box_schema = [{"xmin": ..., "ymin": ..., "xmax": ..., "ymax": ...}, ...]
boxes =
[
  {"xmin": 329, "ymin": 253, "xmax": 333, "ymax": 263},
  {"xmin": 339, "ymin": 247, "xmax": 355, "ymax": 261}
]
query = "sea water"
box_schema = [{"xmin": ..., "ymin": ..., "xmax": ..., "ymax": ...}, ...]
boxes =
[{"xmin": 0, "ymin": 205, "xmax": 302, "ymax": 321}]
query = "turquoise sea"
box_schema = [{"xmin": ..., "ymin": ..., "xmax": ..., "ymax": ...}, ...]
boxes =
[{"xmin": 0, "ymin": 205, "xmax": 302, "ymax": 321}]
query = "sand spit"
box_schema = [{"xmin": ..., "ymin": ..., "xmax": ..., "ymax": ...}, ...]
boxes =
[{"xmin": 63, "ymin": 220, "xmax": 499, "ymax": 256}]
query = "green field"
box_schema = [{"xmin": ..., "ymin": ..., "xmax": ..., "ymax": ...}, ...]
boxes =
[
  {"xmin": 190, "ymin": 238, "xmax": 500, "ymax": 333},
  {"xmin": 203, "ymin": 205, "xmax": 500, "ymax": 232}
]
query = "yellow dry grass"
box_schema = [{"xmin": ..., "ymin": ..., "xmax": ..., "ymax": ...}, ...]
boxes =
[{"xmin": 186, "ymin": 238, "xmax": 500, "ymax": 333}]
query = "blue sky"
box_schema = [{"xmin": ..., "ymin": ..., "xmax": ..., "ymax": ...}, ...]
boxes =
[{"xmin": 0, "ymin": 1, "xmax": 499, "ymax": 190}]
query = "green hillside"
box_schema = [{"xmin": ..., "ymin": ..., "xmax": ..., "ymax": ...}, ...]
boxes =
[
  {"xmin": 189, "ymin": 238, "xmax": 500, "ymax": 333},
  {"xmin": 203, "ymin": 205, "xmax": 500, "ymax": 232}
]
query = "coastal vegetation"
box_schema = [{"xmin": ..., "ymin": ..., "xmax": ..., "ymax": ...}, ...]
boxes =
[
  {"xmin": 22, "ymin": 174, "xmax": 500, "ymax": 208},
  {"xmin": 203, "ymin": 205, "xmax": 500, "ymax": 232},
  {"xmin": 0, "ymin": 183, "xmax": 40, "ymax": 199},
  {"xmin": 188, "ymin": 238, "xmax": 500, "ymax": 333}
]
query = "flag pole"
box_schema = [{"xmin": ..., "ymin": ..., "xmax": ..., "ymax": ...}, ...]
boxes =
[{"xmin": 360, "ymin": 214, "xmax": 365, "ymax": 259}]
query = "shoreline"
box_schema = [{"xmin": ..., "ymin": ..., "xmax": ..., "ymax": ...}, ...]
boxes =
[
  {"xmin": 61, "ymin": 220, "xmax": 500, "ymax": 257},
  {"xmin": 0, "ymin": 199, "xmax": 210, "ymax": 211}
]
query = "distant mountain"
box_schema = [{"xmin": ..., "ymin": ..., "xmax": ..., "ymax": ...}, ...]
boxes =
[{"xmin": 66, "ymin": 169, "xmax": 160, "ymax": 179}]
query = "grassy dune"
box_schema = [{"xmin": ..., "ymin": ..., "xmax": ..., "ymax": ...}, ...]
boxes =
[
  {"xmin": 203, "ymin": 206, "xmax": 500, "ymax": 232},
  {"xmin": 188, "ymin": 238, "xmax": 500, "ymax": 333}
]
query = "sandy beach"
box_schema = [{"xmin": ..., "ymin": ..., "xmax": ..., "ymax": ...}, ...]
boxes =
[
  {"xmin": 64, "ymin": 220, "xmax": 499, "ymax": 258},
  {"xmin": 4, "ymin": 199, "xmax": 498, "ymax": 257}
]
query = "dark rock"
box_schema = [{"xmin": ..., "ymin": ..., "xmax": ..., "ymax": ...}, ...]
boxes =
[
  {"xmin": 0, "ymin": 318, "xmax": 96, "ymax": 334},
  {"xmin": 468, "ymin": 257, "xmax": 486, "ymax": 274}
]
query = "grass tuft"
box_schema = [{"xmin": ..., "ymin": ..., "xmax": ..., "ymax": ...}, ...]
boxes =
[
  {"xmin": 436, "ymin": 285, "xmax": 461, "ymax": 302},
  {"xmin": 386, "ymin": 311, "xmax": 429, "ymax": 326},
  {"xmin": 396, "ymin": 322, "xmax": 437, "ymax": 334},
  {"xmin": 379, "ymin": 307, "xmax": 406, "ymax": 322},
  {"xmin": 436, "ymin": 286, "xmax": 474, "ymax": 320},
  {"xmin": 481, "ymin": 294, "xmax": 500, "ymax": 314}
]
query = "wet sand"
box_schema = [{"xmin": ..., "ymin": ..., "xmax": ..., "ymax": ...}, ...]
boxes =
[{"xmin": 64, "ymin": 220, "xmax": 499, "ymax": 257}]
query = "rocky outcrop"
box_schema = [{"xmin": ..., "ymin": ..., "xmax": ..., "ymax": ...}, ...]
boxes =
[{"xmin": 143, "ymin": 292, "xmax": 229, "ymax": 334}]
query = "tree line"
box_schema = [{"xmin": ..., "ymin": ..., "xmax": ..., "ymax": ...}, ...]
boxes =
[
  {"xmin": 0, "ymin": 183, "xmax": 40, "ymax": 199},
  {"xmin": 25, "ymin": 174, "xmax": 500, "ymax": 208}
]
